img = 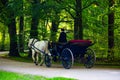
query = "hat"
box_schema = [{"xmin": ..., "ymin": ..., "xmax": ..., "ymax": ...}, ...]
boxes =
[{"xmin": 61, "ymin": 28, "xmax": 64, "ymax": 31}]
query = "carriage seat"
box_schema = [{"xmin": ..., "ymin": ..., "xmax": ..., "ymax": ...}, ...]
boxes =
[
  {"xmin": 69, "ymin": 40, "xmax": 92, "ymax": 46},
  {"xmin": 57, "ymin": 42, "xmax": 68, "ymax": 46}
]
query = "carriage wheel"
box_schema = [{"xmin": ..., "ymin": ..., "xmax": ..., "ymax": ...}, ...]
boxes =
[
  {"xmin": 61, "ymin": 48, "xmax": 74, "ymax": 69},
  {"xmin": 84, "ymin": 48, "xmax": 96, "ymax": 68},
  {"xmin": 45, "ymin": 54, "xmax": 52, "ymax": 67}
]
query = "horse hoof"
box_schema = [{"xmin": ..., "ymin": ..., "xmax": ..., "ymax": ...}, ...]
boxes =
[
  {"xmin": 40, "ymin": 64, "xmax": 43, "ymax": 66},
  {"xmin": 34, "ymin": 62, "xmax": 38, "ymax": 66},
  {"xmin": 35, "ymin": 63, "xmax": 38, "ymax": 65}
]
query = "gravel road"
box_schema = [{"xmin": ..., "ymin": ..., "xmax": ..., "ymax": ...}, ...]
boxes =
[{"xmin": 0, "ymin": 55, "xmax": 120, "ymax": 80}]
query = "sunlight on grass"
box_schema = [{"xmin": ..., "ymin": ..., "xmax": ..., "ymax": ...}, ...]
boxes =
[{"xmin": 0, "ymin": 70, "xmax": 76, "ymax": 80}]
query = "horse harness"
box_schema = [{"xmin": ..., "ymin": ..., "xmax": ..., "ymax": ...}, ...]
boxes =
[{"xmin": 30, "ymin": 39, "xmax": 46, "ymax": 55}]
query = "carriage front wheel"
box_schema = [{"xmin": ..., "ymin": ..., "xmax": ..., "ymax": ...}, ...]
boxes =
[
  {"xmin": 61, "ymin": 48, "xmax": 74, "ymax": 69},
  {"xmin": 45, "ymin": 54, "xmax": 52, "ymax": 67},
  {"xmin": 84, "ymin": 48, "xmax": 96, "ymax": 68}
]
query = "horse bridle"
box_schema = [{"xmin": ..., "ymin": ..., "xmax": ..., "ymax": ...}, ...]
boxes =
[
  {"xmin": 30, "ymin": 39, "xmax": 38, "ymax": 49},
  {"xmin": 29, "ymin": 39, "xmax": 48, "ymax": 55}
]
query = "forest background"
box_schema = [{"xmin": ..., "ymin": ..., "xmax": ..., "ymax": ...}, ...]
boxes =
[{"xmin": 0, "ymin": 0, "xmax": 120, "ymax": 61}]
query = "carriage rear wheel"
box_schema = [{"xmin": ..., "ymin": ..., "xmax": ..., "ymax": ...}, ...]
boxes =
[
  {"xmin": 84, "ymin": 48, "xmax": 96, "ymax": 68},
  {"xmin": 61, "ymin": 48, "xmax": 74, "ymax": 69},
  {"xmin": 45, "ymin": 54, "xmax": 52, "ymax": 67}
]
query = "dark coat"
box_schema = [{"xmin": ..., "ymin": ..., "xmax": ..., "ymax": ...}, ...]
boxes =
[{"xmin": 58, "ymin": 31, "xmax": 67, "ymax": 43}]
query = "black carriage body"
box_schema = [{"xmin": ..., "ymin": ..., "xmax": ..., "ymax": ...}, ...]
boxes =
[
  {"xmin": 51, "ymin": 40, "xmax": 91, "ymax": 56},
  {"xmin": 66, "ymin": 40, "xmax": 92, "ymax": 58},
  {"xmin": 66, "ymin": 44, "xmax": 88, "ymax": 57},
  {"xmin": 49, "ymin": 40, "xmax": 95, "ymax": 69}
]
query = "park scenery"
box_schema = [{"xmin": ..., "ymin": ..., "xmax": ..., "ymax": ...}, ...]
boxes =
[{"xmin": 0, "ymin": 0, "xmax": 120, "ymax": 80}]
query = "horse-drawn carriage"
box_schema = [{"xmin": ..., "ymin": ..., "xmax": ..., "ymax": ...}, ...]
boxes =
[{"xmin": 45, "ymin": 39, "xmax": 96, "ymax": 69}]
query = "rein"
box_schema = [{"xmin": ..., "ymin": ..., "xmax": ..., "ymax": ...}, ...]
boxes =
[
  {"xmin": 30, "ymin": 39, "xmax": 37, "ymax": 48},
  {"xmin": 30, "ymin": 39, "xmax": 46, "ymax": 55}
]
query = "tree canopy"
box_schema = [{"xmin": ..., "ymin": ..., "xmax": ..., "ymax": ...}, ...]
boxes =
[{"xmin": 0, "ymin": 0, "xmax": 120, "ymax": 60}]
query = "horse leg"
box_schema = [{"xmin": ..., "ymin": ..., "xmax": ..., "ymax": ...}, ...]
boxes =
[
  {"xmin": 32, "ymin": 50, "xmax": 37, "ymax": 65},
  {"xmin": 35, "ymin": 53, "xmax": 39, "ymax": 65},
  {"xmin": 40, "ymin": 54, "xmax": 45, "ymax": 66}
]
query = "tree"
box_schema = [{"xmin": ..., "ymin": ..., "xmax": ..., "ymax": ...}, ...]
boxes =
[
  {"xmin": 108, "ymin": 0, "xmax": 115, "ymax": 60},
  {"xmin": 49, "ymin": 0, "xmax": 61, "ymax": 41},
  {"xmin": 19, "ymin": 16, "xmax": 24, "ymax": 53},
  {"xmin": 50, "ymin": 19, "xmax": 59, "ymax": 41},
  {"xmin": 30, "ymin": 0, "xmax": 40, "ymax": 39},
  {"xmin": 18, "ymin": 0, "xmax": 24, "ymax": 53},
  {"xmin": 58, "ymin": 0, "xmax": 98, "ymax": 39},
  {"xmin": 28, "ymin": 0, "xmax": 42, "ymax": 57},
  {"xmin": 74, "ymin": 0, "xmax": 82, "ymax": 39},
  {"xmin": 1, "ymin": 0, "xmax": 20, "ymax": 57},
  {"xmin": 0, "ymin": 1, "xmax": 7, "ymax": 51},
  {"xmin": 8, "ymin": 17, "xmax": 20, "ymax": 57}
]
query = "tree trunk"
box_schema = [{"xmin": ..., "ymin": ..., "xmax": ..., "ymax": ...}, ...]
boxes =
[
  {"xmin": 29, "ymin": 0, "xmax": 39, "ymax": 39},
  {"xmin": 8, "ymin": 17, "xmax": 20, "ymax": 57},
  {"xmin": 19, "ymin": 16, "xmax": 24, "ymax": 53},
  {"xmin": 28, "ymin": 0, "xmax": 39, "ymax": 57},
  {"xmin": 18, "ymin": 0, "xmax": 24, "ymax": 53},
  {"xmin": 108, "ymin": 0, "xmax": 114, "ymax": 60},
  {"xmin": 74, "ymin": 0, "xmax": 83, "ymax": 39},
  {"xmin": 1, "ymin": 0, "xmax": 20, "ymax": 56},
  {"xmin": 50, "ymin": 20, "xmax": 59, "ymax": 42},
  {"xmin": 30, "ymin": 18, "xmax": 39, "ymax": 39}
]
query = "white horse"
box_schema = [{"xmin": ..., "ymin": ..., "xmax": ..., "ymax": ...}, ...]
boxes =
[{"xmin": 28, "ymin": 38, "xmax": 51, "ymax": 66}]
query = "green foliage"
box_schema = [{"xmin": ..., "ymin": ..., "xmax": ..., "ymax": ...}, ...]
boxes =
[
  {"xmin": 0, "ymin": 0, "xmax": 120, "ymax": 58},
  {"xmin": 0, "ymin": 0, "xmax": 23, "ymax": 25}
]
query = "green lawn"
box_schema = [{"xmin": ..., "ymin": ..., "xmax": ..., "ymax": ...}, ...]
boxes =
[{"xmin": 0, "ymin": 70, "xmax": 76, "ymax": 80}]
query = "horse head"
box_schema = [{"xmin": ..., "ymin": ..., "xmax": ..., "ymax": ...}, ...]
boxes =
[{"xmin": 28, "ymin": 38, "xmax": 38, "ymax": 48}]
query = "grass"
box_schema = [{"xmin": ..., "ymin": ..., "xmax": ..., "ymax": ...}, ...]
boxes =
[
  {"xmin": 0, "ymin": 53, "xmax": 76, "ymax": 80},
  {"xmin": 0, "ymin": 52, "xmax": 33, "ymax": 63},
  {"xmin": 0, "ymin": 70, "xmax": 76, "ymax": 80}
]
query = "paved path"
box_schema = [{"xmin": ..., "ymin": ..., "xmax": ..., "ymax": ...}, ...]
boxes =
[
  {"xmin": 0, "ymin": 51, "xmax": 9, "ymax": 55},
  {"xmin": 0, "ymin": 57, "xmax": 120, "ymax": 80}
]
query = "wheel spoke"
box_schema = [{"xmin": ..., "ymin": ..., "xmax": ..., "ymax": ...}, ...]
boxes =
[
  {"xmin": 84, "ymin": 48, "xmax": 96, "ymax": 68},
  {"xmin": 45, "ymin": 54, "xmax": 51, "ymax": 67},
  {"xmin": 61, "ymin": 48, "xmax": 74, "ymax": 69}
]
